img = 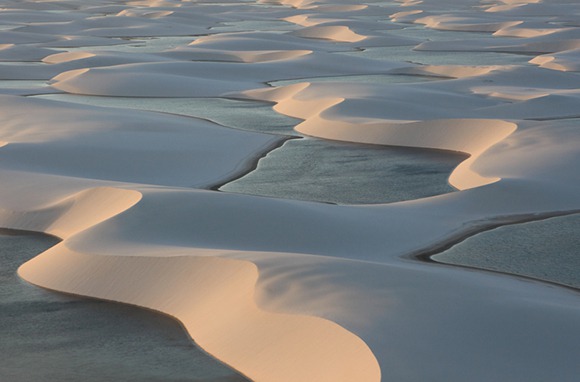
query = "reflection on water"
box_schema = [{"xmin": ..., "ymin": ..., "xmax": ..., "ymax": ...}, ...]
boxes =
[
  {"xmin": 221, "ymin": 138, "xmax": 464, "ymax": 204},
  {"xmin": 0, "ymin": 231, "xmax": 248, "ymax": 382},
  {"xmin": 433, "ymin": 214, "xmax": 580, "ymax": 289}
]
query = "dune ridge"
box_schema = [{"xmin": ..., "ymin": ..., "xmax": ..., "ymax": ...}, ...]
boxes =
[
  {"xmin": 19, "ymin": 243, "xmax": 381, "ymax": 382},
  {"xmin": 241, "ymin": 84, "xmax": 518, "ymax": 189},
  {"xmin": 0, "ymin": 187, "xmax": 141, "ymax": 238},
  {"xmin": 2, "ymin": 0, "xmax": 580, "ymax": 381},
  {"xmin": 0, "ymin": 178, "xmax": 381, "ymax": 381}
]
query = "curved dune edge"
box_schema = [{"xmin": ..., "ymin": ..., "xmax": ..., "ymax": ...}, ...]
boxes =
[
  {"xmin": 290, "ymin": 25, "xmax": 366, "ymax": 43},
  {"xmin": 42, "ymin": 51, "xmax": 96, "ymax": 64},
  {"xmin": 235, "ymin": 50, "xmax": 313, "ymax": 63},
  {"xmin": 0, "ymin": 187, "xmax": 142, "ymax": 237},
  {"xmin": 415, "ymin": 16, "xmax": 521, "ymax": 33},
  {"xmin": 242, "ymin": 84, "xmax": 517, "ymax": 190},
  {"xmin": 8, "ymin": 186, "xmax": 380, "ymax": 382},
  {"xmin": 392, "ymin": 65, "xmax": 504, "ymax": 79},
  {"xmin": 18, "ymin": 245, "xmax": 381, "ymax": 382},
  {"xmin": 2, "ymin": 0, "xmax": 579, "ymax": 381},
  {"xmin": 530, "ymin": 49, "xmax": 580, "ymax": 72},
  {"xmin": 299, "ymin": 117, "xmax": 517, "ymax": 190}
]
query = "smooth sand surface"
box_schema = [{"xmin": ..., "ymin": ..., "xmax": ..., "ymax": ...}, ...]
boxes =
[{"xmin": 1, "ymin": 0, "xmax": 580, "ymax": 381}]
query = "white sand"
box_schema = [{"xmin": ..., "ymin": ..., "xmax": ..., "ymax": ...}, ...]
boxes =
[{"xmin": 1, "ymin": 0, "xmax": 580, "ymax": 381}]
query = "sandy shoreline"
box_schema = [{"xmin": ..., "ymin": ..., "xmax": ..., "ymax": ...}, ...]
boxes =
[
  {"xmin": 210, "ymin": 135, "xmax": 297, "ymax": 191},
  {"xmin": 2, "ymin": 0, "xmax": 580, "ymax": 381},
  {"xmin": 0, "ymin": 229, "xmax": 248, "ymax": 381}
]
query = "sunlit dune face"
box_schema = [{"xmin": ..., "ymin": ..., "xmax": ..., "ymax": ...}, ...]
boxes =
[{"xmin": 2, "ymin": 0, "xmax": 580, "ymax": 382}]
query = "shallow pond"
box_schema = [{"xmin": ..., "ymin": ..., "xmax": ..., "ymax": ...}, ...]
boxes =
[
  {"xmin": 221, "ymin": 137, "xmax": 464, "ymax": 204},
  {"xmin": 34, "ymin": 94, "xmax": 300, "ymax": 135},
  {"xmin": 433, "ymin": 214, "xmax": 580, "ymax": 289},
  {"xmin": 35, "ymin": 94, "xmax": 464, "ymax": 204}
]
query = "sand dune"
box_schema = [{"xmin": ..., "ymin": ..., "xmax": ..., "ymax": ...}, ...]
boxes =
[
  {"xmin": 0, "ymin": 187, "xmax": 141, "ymax": 238},
  {"xmin": 0, "ymin": 44, "xmax": 57, "ymax": 62},
  {"xmin": 2, "ymin": 0, "xmax": 580, "ymax": 381},
  {"xmin": 530, "ymin": 48, "xmax": 580, "ymax": 71},
  {"xmin": 9, "ymin": 178, "xmax": 580, "ymax": 381},
  {"xmin": 290, "ymin": 25, "xmax": 366, "ymax": 42},
  {"xmin": 0, "ymin": 95, "xmax": 280, "ymax": 187},
  {"xmin": 19, "ymin": 245, "xmax": 381, "ymax": 382}
]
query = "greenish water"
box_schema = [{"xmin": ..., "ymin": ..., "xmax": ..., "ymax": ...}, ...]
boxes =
[
  {"xmin": 340, "ymin": 25, "xmax": 529, "ymax": 66},
  {"xmin": 0, "ymin": 231, "xmax": 247, "ymax": 382},
  {"xmin": 386, "ymin": 25, "xmax": 497, "ymax": 42},
  {"xmin": 339, "ymin": 45, "xmax": 530, "ymax": 66},
  {"xmin": 0, "ymin": 80, "xmax": 48, "ymax": 89},
  {"xmin": 33, "ymin": 93, "xmax": 464, "ymax": 204},
  {"xmin": 209, "ymin": 19, "xmax": 297, "ymax": 33},
  {"xmin": 433, "ymin": 214, "xmax": 580, "ymax": 289},
  {"xmin": 221, "ymin": 137, "xmax": 464, "ymax": 204},
  {"xmin": 61, "ymin": 36, "xmax": 197, "ymax": 53},
  {"xmin": 34, "ymin": 94, "xmax": 300, "ymax": 135},
  {"xmin": 268, "ymin": 73, "xmax": 439, "ymax": 87}
]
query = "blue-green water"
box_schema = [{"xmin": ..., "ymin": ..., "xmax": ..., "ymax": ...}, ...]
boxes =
[
  {"xmin": 433, "ymin": 214, "xmax": 580, "ymax": 289},
  {"xmin": 34, "ymin": 94, "xmax": 300, "ymax": 136},
  {"xmin": 0, "ymin": 231, "xmax": 248, "ymax": 382},
  {"xmin": 268, "ymin": 73, "xmax": 439, "ymax": 87},
  {"xmin": 0, "ymin": 80, "xmax": 48, "ymax": 89},
  {"xmin": 209, "ymin": 19, "xmax": 297, "ymax": 33},
  {"xmin": 4, "ymin": 3, "xmax": 579, "ymax": 382},
  {"xmin": 60, "ymin": 37, "xmax": 200, "ymax": 54},
  {"xmin": 33, "ymin": 94, "xmax": 463, "ymax": 204},
  {"xmin": 339, "ymin": 45, "xmax": 530, "ymax": 66},
  {"xmin": 221, "ymin": 137, "xmax": 463, "ymax": 204}
]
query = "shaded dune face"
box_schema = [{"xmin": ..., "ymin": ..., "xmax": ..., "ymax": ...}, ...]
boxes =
[
  {"xmin": 1, "ymin": 0, "xmax": 580, "ymax": 381},
  {"xmin": 19, "ymin": 246, "xmax": 381, "ymax": 382}
]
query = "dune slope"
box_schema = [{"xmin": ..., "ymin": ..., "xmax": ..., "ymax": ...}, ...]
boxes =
[{"xmin": 1, "ymin": 0, "xmax": 579, "ymax": 381}]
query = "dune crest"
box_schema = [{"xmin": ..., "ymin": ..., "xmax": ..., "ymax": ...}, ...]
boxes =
[
  {"xmin": 530, "ymin": 49, "xmax": 580, "ymax": 71},
  {"xmin": 5, "ymin": 179, "xmax": 382, "ymax": 381},
  {"xmin": 19, "ymin": 246, "xmax": 381, "ymax": 382},
  {"xmin": 291, "ymin": 25, "xmax": 366, "ymax": 42},
  {"xmin": 392, "ymin": 64, "xmax": 502, "ymax": 78},
  {"xmin": 2, "ymin": 0, "xmax": 580, "ymax": 381},
  {"xmin": 0, "ymin": 187, "xmax": 141, "ymax": 237},
  {"xmin": 295, "ymin": 117, "xmax": 517, "ymax": 189},
  {"xmin": 242, "ymin": 83, "xmax": 517, "ymax": 189},
  {"xmin": 42, "ymin": 51, "xmax": 95, "ymax": 64}
]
